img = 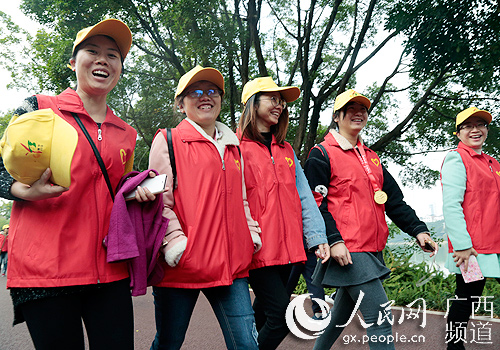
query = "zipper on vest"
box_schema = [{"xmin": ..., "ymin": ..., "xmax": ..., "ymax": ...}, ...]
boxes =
[
  {"xmin": 97, "ymin": 123, "xmax": 102, "ymax": 141},
  {"xmin": 222, "ymin": 159, "xmax": 225, "ymax": 170},
  {"xmin": 271, "ymin": 156, "xmax": 275, "ymax": 164}
]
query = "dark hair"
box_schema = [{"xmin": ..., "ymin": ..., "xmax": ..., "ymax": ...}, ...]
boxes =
[{"xmin": 238, "ymin": 92, "xmax": 289, "ymax": 144}]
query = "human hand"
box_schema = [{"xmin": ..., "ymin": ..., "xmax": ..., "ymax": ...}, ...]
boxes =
[
  {"xmin": 330, "ymin": 242, "xmax": 352, "ymax": 266},
  {"xmin": 163, "ymin": 235, "xmax": 187, "ymax": 267},
  {"xmin": 134, "ymin": 171, "xmax": 169, "ymax": 202},
  {"xmin": 315, "ymin": 243, "xmax": 331, "ymax": 264},
  {"xmin": 416, "ymin": 232, "xmax": 438, "ymax": 257},
  {"xmin": 10, "ymin": 168, "xmax": 68, "ymax": 201},
  {"xmin": 251, "ymin": 232, "xmax": 262, "ymax": 253},
  {"xmin": 453, "ymin": 247, "xmax": 478, "ymax": 271}
]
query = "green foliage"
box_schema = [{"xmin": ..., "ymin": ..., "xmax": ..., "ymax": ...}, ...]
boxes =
[
  {"xmin": 0, "ymin": 201, "xmax": 12, "ymax": 221},
  {"xmin": 1, "ymin": 0, "xmax": 499, "ymax": 183}
]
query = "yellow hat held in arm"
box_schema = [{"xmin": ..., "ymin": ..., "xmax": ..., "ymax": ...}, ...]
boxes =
[
  {"xmin": 175, "ymin": 65, "xmax": 225, "ymax": 98},
  {"xmin": 455, "ymin": 107, "xmax": 492, "ymax": 129},
  {"xmin": 0, "ymin": 109, "xmax": 78, "ymax": 187},
  {"xmin": 333, "ymin": 89, "xmax": 371, "ymax": 112},
  {"xmin": 72, "ymin": 18, "xmax": 132, "ymax": 59},
  {"xmin": 241, "ymin": 77, "xmax": 301, "ymax": 105}
]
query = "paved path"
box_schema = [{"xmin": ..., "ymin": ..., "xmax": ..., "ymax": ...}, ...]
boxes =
[{"xmin": 1, "ymin": 276, "xmax": 499, "ymax": 349}]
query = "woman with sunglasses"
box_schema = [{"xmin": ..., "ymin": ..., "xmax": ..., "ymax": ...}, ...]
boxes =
[
  {"xmin": 148, "ymin": 66, "xmax": 261, "ymax": 350},
  {"xmin": 306, "ymin": 89, "xmax": 436, "ymax": 350},
  {"xmin": 238, "ymin": 77, "xmax": 330, "ymax": 349},
  {"xmin": 441, "ymin": 107, "xmax": 500, "ymax": 350}
]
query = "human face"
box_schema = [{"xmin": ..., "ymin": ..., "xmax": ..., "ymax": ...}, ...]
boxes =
[
  {"xmin": 179, "ymin": 81, "xmax": 222, "ymax": 129},
  {"xmin": 456, "ymin": 116, "xmax": 488, "ymax": 150},
  {"xmin": 70, "ymin": 35, "xmax": 122, "ymax": 98},
  {"xmin": 255, "ymin": 92, "xmax": 284, "ymax": 132},
  {"xmin": 335, "ymin": 102, "xmax": 368, "ymax": 137}
]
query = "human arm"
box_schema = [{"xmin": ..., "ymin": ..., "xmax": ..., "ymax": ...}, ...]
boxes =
[
  {"xmin": 441, "ymin": 151, "xmax": 476, "ymax": 269},
  {"xmin": 294, "ymin": 151, "xmax": 329, "ymax": 262},
  {"xmin": 149, "ymin": 132, "xmax": 186, "ymax": 267},
  {"xmin": 382, "ymin": 165, "xmax": 437, "ymax": 256},
  {"xmin": 304, "ymin": 146, "xmax": 350, "ymax": 265}
]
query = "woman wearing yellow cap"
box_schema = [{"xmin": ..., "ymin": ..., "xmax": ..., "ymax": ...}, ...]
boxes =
[
  {"xmin": 0, "ymin": 19, "xmax": 146, "ymax": 349},
  {"xmin": 305, "ymin": 89, "xmax": 436, "ymax": 349},
  {"xmin": 441, "ymin": 107, "xmax": 500, "ymax": 350},
  {"xmin": 148, "ymin": 66, "xmax": 261, "ymax": 350},
  {"xmin": 238, "ymin": 76, "xmax": 330, "ymax": 349}
]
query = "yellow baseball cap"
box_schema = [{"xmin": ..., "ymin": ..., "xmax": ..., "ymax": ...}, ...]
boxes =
[
  {"xmin": 175, "ymin": 66, "xmax": 225, "ymax": 98},
  {"xmin": 2, "ymin": 225, "xmax": 9, "ymax": 230},
  {"xmin": 0, "ymin": 109, "xmax": 78, "ymax": 187},
  {"xmin": 241, "ymin": 77, "xmax": 300, "ymax": 105},
  {"xmin": 333, "ymin": 89, "xmax": 371, "ymax": 112},
  {"xmin": 72, "ymin": 19, "xmax": 132, "ymax": 59},
  {"xmin": 456, "ymin": 107, "xmax": 492, "ymax": 128}
]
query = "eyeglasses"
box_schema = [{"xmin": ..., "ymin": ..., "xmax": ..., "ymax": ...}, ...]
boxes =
[
  {"xmin": 186, "ymin": 89, "xmax": 222, "ymax": 98},
  {"xmin": 459, "ymin": 122, "xmax": 488, "ymax": 131},
  {"xmin": 259, "ymin": 96, "xmax": 287, "ymax": 109}
]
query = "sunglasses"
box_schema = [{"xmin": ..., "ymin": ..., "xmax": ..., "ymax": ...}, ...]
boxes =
[{"xmin": 186, "ymin": 89, "xmax": 222, "ymax": 98}]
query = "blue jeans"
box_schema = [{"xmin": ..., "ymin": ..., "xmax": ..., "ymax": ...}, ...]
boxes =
[
  {"xmin": 0, "ymin": 252, "xmax": 7, "ymax": 275},
  {"xmin": 313, "ymin": 278, "xmax": 395, "ymax": 350},
  {"xmin": 150, "ymin": 278, "xmax": 258, "ymax": 350}
]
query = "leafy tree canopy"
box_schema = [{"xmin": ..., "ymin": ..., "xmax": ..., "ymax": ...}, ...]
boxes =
[{"xmin": 0, "ymin": 0, "xmax": 498, "ymax": 188}]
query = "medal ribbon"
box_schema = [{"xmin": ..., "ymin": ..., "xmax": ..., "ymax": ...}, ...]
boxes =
[{"xmin": 354, "ymin": 139, "xmax": 382, "ymax": 193}]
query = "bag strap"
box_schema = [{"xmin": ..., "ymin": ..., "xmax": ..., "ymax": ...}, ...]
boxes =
[
  {"xmin": 157, "ymin": 128, "xmax": 177, "ymax": 190},
  {"xmin": 316, "ymin": 144, "xmax": 330, "ymax": 166},
  {"xmin": 166, "ymin": 129, "xmax": 177, "ymax": 189},
  {"xmin": 72, "ymin": 113, "xmax": 115, "ymax": 201}
]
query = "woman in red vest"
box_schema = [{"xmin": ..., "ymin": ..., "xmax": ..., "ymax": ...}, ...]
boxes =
[
  {"xmin": 238, "ymin": 77, "xmax": 330, "ymax": 349},
  {"xmin": 306, "ymin": 89, "xmax": 437, "ymax": 350},
  {"xmin": 0, "ymin": 19, "xmax": 144, "ymax": 350},
  {"xmin": 148, "ymin": 66, "xmax": 261, "ymax": 350},
  {"xmin": 441, "ymin": 107, "xmax": 500, "ymax": 350}
]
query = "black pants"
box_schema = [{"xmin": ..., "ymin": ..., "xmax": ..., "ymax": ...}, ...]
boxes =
[
  {"xmin": 248, "ymin": 264, "xmax": 292, "ymax": 350},
  {"xmin": 447, "ymin": 275, "xmax": 499, "ymax": 350},
  {"xmin": 20, "ymin": 279, "xmax": 134, "ymax": 350}
]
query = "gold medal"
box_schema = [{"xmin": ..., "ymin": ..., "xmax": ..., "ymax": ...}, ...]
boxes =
[{"xmin": 374, "ymin": 190, "xmax": 387, "ymax": 204}]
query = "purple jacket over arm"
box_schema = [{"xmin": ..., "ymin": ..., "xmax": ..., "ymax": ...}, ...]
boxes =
[{"xmin": 106, "ymin": 170, "xmax": 168, "ymax": 296}]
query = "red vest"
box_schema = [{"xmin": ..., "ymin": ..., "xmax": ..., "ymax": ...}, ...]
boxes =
[
  {"xmin": 239, "ymin": 136, "xmax": 305, "ymax": 269},
  {"xmin": 8, "ymin": 89, "xmax": 136, "ymax": 288},
  {"xmin": 155, "ymin": 120, "xmax": 254, "ymax": 288},
  {"xmin": 448, "ymin": 142, "xmax": 500, "ymax": 254},
  {"xmin": 320, "ymin": 132, "xmax": 389, "ymax": 252}
]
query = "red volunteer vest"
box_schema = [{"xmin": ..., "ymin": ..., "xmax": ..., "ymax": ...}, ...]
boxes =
[{"xmin": 239, "ymin": 136, "xmax": 305, "ymax": 269}]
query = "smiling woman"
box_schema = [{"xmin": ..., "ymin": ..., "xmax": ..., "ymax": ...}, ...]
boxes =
[
  {"xmin": 0, "ymin": 18, "xmax": 139, "ymax": 350},
  {"xmin": 441, "ymin": 107, "xmax": 500, "ymax": 350},
  {"xmin": 305, "ymin": 89, "xmax": 435, "ymax": 350},
  {"xmin": 147, "ymin": 66, "xmax": 261, "ymax": 350}
]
